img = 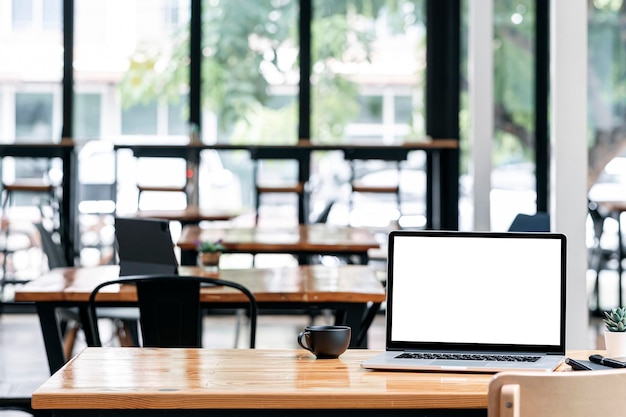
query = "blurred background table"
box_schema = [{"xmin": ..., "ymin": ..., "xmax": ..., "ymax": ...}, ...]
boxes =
[{"xmin": 177, "ymin": 223, "xmax": 380, "ymax": 265}]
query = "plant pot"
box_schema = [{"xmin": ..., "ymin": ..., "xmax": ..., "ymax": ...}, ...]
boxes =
[
  {"xmin": 604, "ymin": 331, "xmax": 626, "ymax": 358},
  {"xmin": 198, "ymin": 251, "xmax": 221, "ymax": 272}
]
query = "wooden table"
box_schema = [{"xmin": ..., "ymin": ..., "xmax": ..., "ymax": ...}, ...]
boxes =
[
  {"xmin": 129, "ymin": 205, "xmax": 244, "ymax": 225},
  {"xmin": 31, "ymin": 348, "xmax": 592, "ymax": 417},
  {"xmin": 14, "ymin": 264, "xmax": 385, "ymax": 374},
  {"xmin": 177, "ymin": 223, "xmax": 380, "ymax": 265}
]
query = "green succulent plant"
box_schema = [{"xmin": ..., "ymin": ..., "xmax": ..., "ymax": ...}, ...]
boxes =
[
  {"xmin": 603, "ymin": 308, "xmax": 626, "ymax": 332},
  {"xmin": 195, "ymin": 239, "xmax": 226, "ymax": 253}
]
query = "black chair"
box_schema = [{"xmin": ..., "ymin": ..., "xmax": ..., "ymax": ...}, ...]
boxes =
[
  {"xmin": 507, "ymin": 212, "xmax": 550, "ymax": 232},
  {"xmin": 33, "ymin": 222, "xmax": 66, "ymax": 270},
  {"xmin": 588, "ymin": 201, "xmax": 621, "ymax": 314},
  {"xmin": 88, "ymin": 275, "xmax": 258, "ymax": 348},
  {"xmin": 0, "ymin": 394, "xmax": 49, "ymax": 417},
  {"xmin": 34, "ymin": 222, "xmax": 140, "ymax": 357}
]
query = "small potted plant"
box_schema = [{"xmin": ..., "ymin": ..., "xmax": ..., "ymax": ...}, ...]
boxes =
[
  {"xmin": 603, "ymin": 307, "xmax": 626, "ymax": 357},
  {"xmin": 196, "ymin": 239, "xmax": 226, "ymax": 271}
]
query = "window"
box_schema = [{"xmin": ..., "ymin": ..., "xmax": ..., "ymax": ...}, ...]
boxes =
[
  {"xmin": 11, "ymin": 0, "xmax": 33, "ymax": 29},
  {"xmin": 11, "ymin": 0, "xmax": 61, "ymax": 30},
  {"xmin": 74, "ymin": 0, "xmax": 190, "ymax": 139},
  {"xmin": 121, "ymin": 102, "xmax": 158, "ymax": 135},
  {"xmin": 15, "ymin": 92, "xmax": 53, "ymax": 140},
  {"xmin": 201, "ymin": 0, "xmax": 299, "ymax": 144},
  {"xmin": 312, "ymin": 0, "xmax": 426, "ymax": 144},
  {"xmin": 74, "ymin": 93, "xmax": 102, "ymax": 140},
  {"xmin": 168, "ymin": 99, "xmax": 187, "ymax": 136}
]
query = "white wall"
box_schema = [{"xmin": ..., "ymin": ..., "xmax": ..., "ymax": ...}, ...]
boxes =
[
  {"xmin": 551, "ymin": 0, "xmax": 589, "ymax": 349},
  {"xmin": 468, "ymin": 0, "xmax": 493, "ymax": 232}
]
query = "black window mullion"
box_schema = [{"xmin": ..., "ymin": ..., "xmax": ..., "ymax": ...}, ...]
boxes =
[
  {"xmin": 60, "ymin": 0, "xmax": 76, "ymax": 265},
  {"xmin": 299, "ymin": 0, "xmax": 312, "ymax": 140},
  {"xmin": 190, "ymin": 0, "xmax": 202, "ymax": 131},
  {"xmin": 62, "ymin": 0, "xmax": 73, "ymax": 139},
  {"xmin": 425, "ymin": 0, "xmax": 461, "ymax": 230},
  {"xmin": 535, "ymin": 0, "xmax": 550, "ymax": 213}
]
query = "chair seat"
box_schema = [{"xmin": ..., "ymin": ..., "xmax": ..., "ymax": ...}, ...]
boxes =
[
  {"xmin": 137, "ymin": 185, "xmax": 186, "ymax": 193},
  {"xmin": 2, "ymin": 180, "xmax": 55, "ymax": 193},
  {"xmin": 256, "ymin": 182, "xmax": 304, "ymax": 194},
  {"xmin": 351, "ymin": 182, "xmax": 400, "ymax": 194}
]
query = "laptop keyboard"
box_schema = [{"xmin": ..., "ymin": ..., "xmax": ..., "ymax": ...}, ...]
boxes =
[{"xmin": 395, "ymin": 352, "xmax": 541, "ymax": 362}]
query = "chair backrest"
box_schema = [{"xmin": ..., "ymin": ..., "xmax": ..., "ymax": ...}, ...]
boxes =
[
  {"xmin": 507, "ymin": 212, "xmax": 550, "ymax": 232},
  {"xmin": 88, "ymin": 275, "xmax": 258, "ymax": 348},
  {"xmin": 33, "ymin": 222, "xmax": 68, "ymax": 269},
  {"xmin": 312, "ymin": 199, "xmax": 335, "ymax": 224},
  {"xmin": 488, "ymin": 369, "xmax": 626, "ymax": 417},
  {"xmin": 588, "ymin": 200, "xmax": 609, "ymax": 241}
]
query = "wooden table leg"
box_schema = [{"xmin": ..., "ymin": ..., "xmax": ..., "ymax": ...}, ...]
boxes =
[{"xmin": 36, "ymin": 303, "xmax": 65, "ymax": 375}]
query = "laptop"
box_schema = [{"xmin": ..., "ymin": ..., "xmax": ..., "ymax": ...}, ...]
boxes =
[
  {"xmin": 361, "ymin": 230, "xmax": 567, "ymax": 373},
  {"xmin": 114, "ymin": 217, "xmax": 179, "ymax": 276}
]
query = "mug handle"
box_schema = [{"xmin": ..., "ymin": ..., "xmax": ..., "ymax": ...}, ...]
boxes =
[{"xmin": 297, "ymin": 331, "xmax": 313, "ymax": 352}]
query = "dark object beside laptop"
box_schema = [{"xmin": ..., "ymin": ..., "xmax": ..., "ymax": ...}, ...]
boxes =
[{"xmin": 115, "ymin": 217, "xmax": 179, "ymax": 276}]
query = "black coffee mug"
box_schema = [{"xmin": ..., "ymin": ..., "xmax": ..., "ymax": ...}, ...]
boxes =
[{"xmin": 297, "ymin": 325, "xmax": 351, "ymax": 359}]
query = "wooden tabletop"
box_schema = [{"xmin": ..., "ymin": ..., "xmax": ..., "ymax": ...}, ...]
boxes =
[
  {"xmin": 177, "ymin": 224, "xmax": 380, "ymax": 253},
  {"xmin": 0, "ymin": 139, "xmax": 75, "ymax": 157},
  {"xmin": 596, "ymin": 200, "xmax": 626, "ymax": 213},
  {"xmin": 14, "ymin": 264, "xmax": 386, "ymax": 304},
  {"xmin": 31, "ymin": 348, "xmax": 594, "ymax": 411},
  {"xmin": 32, "ymin": 348, "xmax": 487, "ymax": 410},
  {"xmin": 113, "ymin": 139, "xmax": 459, "ymax": 151},
  {"xmin": 129, "ymin": 206, "xmax": 243, "ymax": 223}
]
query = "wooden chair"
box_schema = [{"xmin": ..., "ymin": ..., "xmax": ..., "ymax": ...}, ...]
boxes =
[
  {"xmin": 134, "ymin": 155, "xmax": 188, "ymax": 210},
  {"xmin": 253, "ymin": 158, "xmax": 305, "ymax": 225},
  {"xmin": 488, "ymin": 369, "xmax": 626, "ymax": 417},
  {"xmin": 346, "ymin": 158, "xmax": 403, "ymax": 224},
  {"xmin": 1, "ymin": 179, "xmax": 61, "ymax": 295},
  {"xmin": 88, "ymin": 275, "xmax": 258, "ymax": 348}
]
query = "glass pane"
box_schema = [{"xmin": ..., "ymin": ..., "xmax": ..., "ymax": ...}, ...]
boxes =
[
  {"xmin": 1, "ymin": 0, "xmax": 63, "ymax": 143},
  {"xmin": 12, "ymin": 0, "xmax": 33, "ymax": 29},
  {"xmin": 15, "ymin": 93, "xmax": 54, "ymax": 139},
  {"xmin": 491, "ymin": 0, "xmax": 536, "ymax": 230},
  {"xmin": 201, "ymin": 0, "xmax": 299, "ymax": 144},
  {"xmin": 121, "ymin": 101, "xmax": 158, "ymax": 135},
  {"xmin": 42, "ymin": 0, "xmax": 62, "ymax": 30},
  {"xmin": 587, "ymin": 1, "xmax": 626, "ymax": 205},
  {"xmin": 73, "ymin": 1, "xmax": 191, "ymax": 264},
  {"xmin": 312, "ymin": 0, "xmax": 426, "ymax": 145},
  {"xmin": 74, "ymin": 0, "xmax": 191, "ymax": 139},
  {"xmin": 168, "ymin": 97, "xmax": 187, "ymax": 135},
  {"xmin": 74, "ymin": 93, "xmax": 101, "ymax": 140}
]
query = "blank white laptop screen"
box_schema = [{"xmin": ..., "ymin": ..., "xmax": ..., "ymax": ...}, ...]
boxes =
[{"xmin": 390, "ymin": 234, "xmax": 563, "ymax": 347}]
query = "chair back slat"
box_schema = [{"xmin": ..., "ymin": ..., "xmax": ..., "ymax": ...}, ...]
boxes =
[
  {"xmin": 136, "ymin": 279, "xmax": 202, "ymax": 347},
  {"xmin": 88, "ymin": 275, "xmax": 257, "ymax": 348}
]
